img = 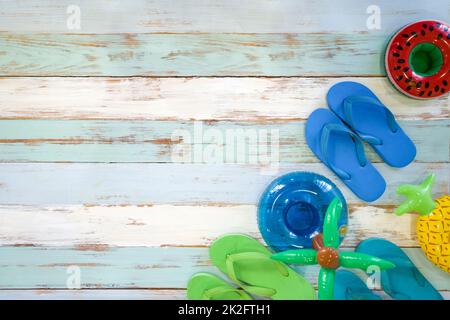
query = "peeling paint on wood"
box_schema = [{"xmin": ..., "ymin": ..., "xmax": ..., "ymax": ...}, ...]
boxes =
[
  {"xmin": 0, "ymin": 0, "xmax": 447, "ymax": 33},
  {"xmin": 0, "ymin": 77, "xmax": 447, "ymax": 121},
  {"xmin": 0, "ymin": 163, "xmax": 447, "ymax": 205},
  {"xmin": 0, "ymin": 0, "xmax": 448, "ymax": 299},
  {"xmin": 0, "ymin": 33, "xmax": 391, "ymax": 76},
  {"xmin": 0, "ymin": 246, "xmax": 448, "ymax": 290},
  {"xmin": 0, "ymin": 289, "xmax": 187, "ymax": 300},
  {"xmin": 0, "ymin": 119, "xmax": 446, "ymax": 163},
  {"xmin": 0, "ymin": 204, "xmax": 420, "ymax": 247},
  {"xmin": 0, "ymin": 288, "xmax": 448, "ymax": 300}
]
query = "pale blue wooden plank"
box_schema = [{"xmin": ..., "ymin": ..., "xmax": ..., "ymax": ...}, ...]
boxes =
[
  {"xmin": 0, "ymin": 33, "xmax": 387, "ymax": 76},
  {"xmin": 0, "ymin": 246, "xmax": 448, "ymax": 291},
  {"xmin": 0, "ymin": 162, "xmax": 447, "ymax": 205},
  {"xmin": 0, "ymin": 289, "xmax": 447, "ymax": 300},
  {"xmin": 0, "ymin": 0, "xmax": 448, "ymax": 33},
  {"xmin": 0, "ymin": 120, "xmax": 447, "ymax": 163}
]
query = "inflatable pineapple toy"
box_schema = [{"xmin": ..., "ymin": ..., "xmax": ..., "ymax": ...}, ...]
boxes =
[
  {"xmin": 272, "ymin": 198, "xmax": 395, "ymax": 300},
  {"xmin": 396, "ymin": 174, "xmax": 450, "ymax": 273}
]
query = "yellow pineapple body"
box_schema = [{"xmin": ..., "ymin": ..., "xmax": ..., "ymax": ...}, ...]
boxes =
[{"xmin": 417, "ymin": 195, "xmax": 450, "ymax": 273}]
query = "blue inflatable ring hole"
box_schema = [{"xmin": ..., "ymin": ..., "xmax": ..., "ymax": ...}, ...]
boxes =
[
  {"xmin": 285, "ymin": 201, "xmax": 321, "ymax": 236},
  {"xmin": 258, "ymin": 171, "xmax": 348, "ymax": 252}
]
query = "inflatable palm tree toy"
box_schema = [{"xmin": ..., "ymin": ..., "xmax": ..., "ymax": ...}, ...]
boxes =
[{"xmin": 271, "ymin": 198, "xmax": 395, "ymax": 300}]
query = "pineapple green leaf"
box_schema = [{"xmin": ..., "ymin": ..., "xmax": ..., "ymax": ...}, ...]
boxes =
[{"xmin": 395, "ymin": 174, "xmax": 437, "ymax": 216}]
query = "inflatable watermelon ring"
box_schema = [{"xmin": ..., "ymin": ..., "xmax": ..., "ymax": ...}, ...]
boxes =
[{"xmin": 385, "ymin": 20, "xmax": 450, "ymax": 99}]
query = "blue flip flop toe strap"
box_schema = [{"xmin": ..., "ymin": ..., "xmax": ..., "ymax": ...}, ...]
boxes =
[
  {"xmin": 343, "ymin": 95, "xmax": 399, "ymax": 145},
  {"xmin": 320, "ymin": 123, "xmax": 367, "ymax": 180}
]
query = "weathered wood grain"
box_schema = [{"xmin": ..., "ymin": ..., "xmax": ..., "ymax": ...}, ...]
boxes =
[
  {"xmin": 0, "ymin": 289, "xmax": 448, "ymax": 300},
  {"xmin": 0, "ymin": 0, "xmax": 447, "ymax": 33},
  {"xmin": 0, "ymin": 77, "xmax": 447, "ymax": 121},
  {"xmin": 0, "ymin": 32, "xmax": 393, "ymax": 76},
  {"xmin": 0, "ymin": 289, "xmax": 187, "ymax": 300},
  {"xmin": 0, "ymin": 246, "xmax": 448, "ymax": 290},
  {"xmin": 0, "ymin": 163, "xmax": 447, "ymax": 205},
  {"xmin": 0, "ymin": 204, "xmax": 421, "ymax": 247},
  {"xmin": 0, "ymin": 0, "xmax": 447, "ymax": 300},
  {"xmin": 0, "ymin": 119, "xmax": 446, "ymax": 163}
]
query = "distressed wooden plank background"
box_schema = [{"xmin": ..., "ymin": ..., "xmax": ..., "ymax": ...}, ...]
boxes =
[
  {"xmin": 1, "ymin": 0, "xmax": 448, "ymax": 33},
  {"xmin": 0, "ymin": 120, "xmax": 447, "ymax": 163},
  {"xmin": 0, "ymin": 246, "xmax": 449, "ymax": 289},
  {"xmin": 0, "ymin": 163, "xmax": 448, "ymax": 205},
  {"xmin": 0, "ymin": 0, "xmax": 449, "ymax": 299},
  {"xmin": 0, "ymin": 205, "xmax": 432, "ymax": 247},
  {"xmin": 0, "ymin": 78, "xmax": 447, "ymax": 120}
]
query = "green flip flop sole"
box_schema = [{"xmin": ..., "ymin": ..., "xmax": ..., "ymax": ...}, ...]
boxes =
[
  {"xmin": 187, "ymin": 272, "xmax": 253, "ymax": 300},
  {"xmin": 209, "ymin": 234, "xmax": 316, "ymax": 300}
]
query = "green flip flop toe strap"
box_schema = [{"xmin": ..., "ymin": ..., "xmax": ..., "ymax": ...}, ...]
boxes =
[
  {"xmin": 225, "ymin": 252, "xmax": 289, "ymax": 298},
  {"xmin": 202, "ymin": 285, "xmax": 250, "ymax": 300}
]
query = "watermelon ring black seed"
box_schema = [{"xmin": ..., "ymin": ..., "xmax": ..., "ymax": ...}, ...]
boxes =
[{"xmin": 385, "ymin": 20, "xmax": 450, "ymax": 99}]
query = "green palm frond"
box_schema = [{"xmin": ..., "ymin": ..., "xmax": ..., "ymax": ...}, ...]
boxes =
[
  {"xmin": 271, "ymin": 249, "xmax": 317, "ymax": 265},
  {"xmin": 323, "ymin": 198, "xmax": 342, "ymax": 249},
  {"xmin": 339, "ymin": 252, "xmax": 395, "ymax": 270},
  {"xmin": 318, "ymin": 268, "xmax": 335, "ymax": 300}
]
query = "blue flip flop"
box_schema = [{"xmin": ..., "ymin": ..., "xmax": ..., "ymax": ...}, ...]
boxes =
[
  {"xmin": 334, "ymin": 270, "xmax": 382, "ymax": 300},
  {"xmin": 356, "ymin": 238, "xmax": 443, "ymax": 300},
  {"xmin": 327, "ymin": 81, "xmax": 416, "ymax": 168},
  {"xmin": 306, "ymin": 108, "xmax": 386, "ymax": 202}
]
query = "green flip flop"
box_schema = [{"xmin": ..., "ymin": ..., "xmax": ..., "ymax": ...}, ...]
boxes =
[
  {"xmin": 187, "ymin": 273, "xmax": 253, "ymax": 300},
  {"xmin": 209, "ymin": 234, "xmax": 316, "ymax": 300}
]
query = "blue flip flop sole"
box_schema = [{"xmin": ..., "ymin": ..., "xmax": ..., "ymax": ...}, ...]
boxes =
[
  {"xmin": 334, "ymin": 270, "xmax": 382, "ymax": 300},
  {"xmin": 356, "ymin": 238, "xmax": 443, "ymax": 300},
  {"xmin": 306, "ymin": 108, "xmax": 386, "ymax": 202},
  {"xmin": 327, "ymin": 81, "xmax": 416, "ymax": 168}
]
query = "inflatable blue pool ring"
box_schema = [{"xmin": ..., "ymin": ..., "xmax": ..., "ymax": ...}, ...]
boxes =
[{"xmin": 258, "ymin": 172, "xmax": 348, "ymax": 252}]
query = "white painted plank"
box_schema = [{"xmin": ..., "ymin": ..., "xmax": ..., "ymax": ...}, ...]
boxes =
[
  {"xmin": 0, "ymin": 0, "xmax": 448, "ymax": 33},
  {"xmin": 0, "ymin": 289, "xmax": 186, "ymax": 300},
  {"xmin": 0, "ymin": 204, "xmax": 419, "ymax": 248},
  {"xmin": 0, "ymin": 77, "xmax": 447, "ymax": 120}
]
